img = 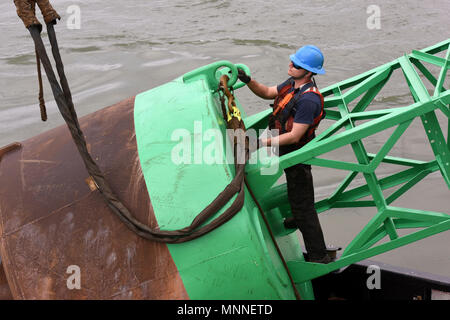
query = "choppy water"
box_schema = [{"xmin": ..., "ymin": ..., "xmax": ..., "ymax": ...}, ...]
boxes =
[{"xmin": 0, "ymin": 1, "xmax": 449, "ymax": 278}]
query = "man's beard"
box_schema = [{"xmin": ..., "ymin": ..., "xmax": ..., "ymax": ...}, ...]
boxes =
[{"xmin": 292, "ymin": 71, "xmax": 308, "ymax": 80}]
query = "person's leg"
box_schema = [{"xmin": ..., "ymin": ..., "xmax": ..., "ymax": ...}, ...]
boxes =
[{"xmin": 285, "ymin": 164, "xmax": 328, "ymax": 261}]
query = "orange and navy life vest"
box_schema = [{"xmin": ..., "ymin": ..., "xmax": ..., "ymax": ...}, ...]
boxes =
[{"xmin": 268, "ymin": 80, "xmax": 325, "ymax": 152}]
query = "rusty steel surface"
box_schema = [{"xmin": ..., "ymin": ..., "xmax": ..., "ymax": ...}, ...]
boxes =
[
  {"xmin": 0, "ymin": 262, "xmax": 13, "ymax": 300},
  {"xmin": 0, "ymin": 97, "xmax": 188, "ymax": 299}
]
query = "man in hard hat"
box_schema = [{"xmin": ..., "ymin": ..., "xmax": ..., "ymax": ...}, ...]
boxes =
[{"xmin": 238, "ymin": 45, "xmax": 331, "ymax": 264}]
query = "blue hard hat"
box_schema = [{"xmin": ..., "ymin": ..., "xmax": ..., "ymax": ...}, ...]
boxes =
[{"xmin": 290, "ymin": 45, "xmax": 326, "ymax": 75}]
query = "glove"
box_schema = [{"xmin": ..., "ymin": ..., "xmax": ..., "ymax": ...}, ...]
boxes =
[{"xmin": 237, "ymin": 68, "xmax": 251, "ymax": 84}]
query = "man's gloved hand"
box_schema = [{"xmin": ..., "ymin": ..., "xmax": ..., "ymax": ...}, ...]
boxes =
[{"xmin": 237, "ymin": 68, "xmax": 251, "ymax": 84}]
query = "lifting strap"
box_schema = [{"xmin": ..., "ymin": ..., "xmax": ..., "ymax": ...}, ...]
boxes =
[
  {"xmin": 14, "ymin": 1, "xmax": 249, "ymax": 244},
  {"xmin": 0, "ymin": 143, "xmax": 21, "ymax": 162},
  {"xmin": 14, "ymin": 0, "xmax": 302, "ymax": 299}
]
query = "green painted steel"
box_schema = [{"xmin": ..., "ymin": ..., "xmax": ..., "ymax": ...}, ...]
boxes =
[
  {"xmin": 134, "ymin": 61, "xmax": 313, "ymax": 299},
  {"xmin": 246, "ymin": 39, "xmax": 450, "ymax": 283},
  {"xmin": 133, "ymin": 39, "xmax": 450, "ymax": 299}
]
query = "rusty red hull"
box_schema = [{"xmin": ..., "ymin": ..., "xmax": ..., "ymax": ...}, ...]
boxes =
[
  {"xmin": 0, "ymin": 262, "xmax": 12, "ymax": 300},
  {"xmin": 0, "ymin": 98, "xmax": 188, "ymax": 299}
]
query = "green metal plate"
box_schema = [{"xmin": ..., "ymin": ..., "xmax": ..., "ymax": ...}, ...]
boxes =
[{"xmin": 134, "ymin": 66, "xmax": 312, "ymax": 299}]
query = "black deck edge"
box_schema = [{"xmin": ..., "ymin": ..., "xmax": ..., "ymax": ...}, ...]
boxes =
[{"xmin": 311, "ymin": 257, "xmax": 450, "ymax": 300}]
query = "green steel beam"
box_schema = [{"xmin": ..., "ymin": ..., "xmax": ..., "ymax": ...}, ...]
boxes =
[
  {"xmin": 386, "ymin": 206, "xmax": 450, "ymax": 223},
  {"xmin": 352, "ymin": 69, "xmax": 393, "ymax": 113},
  {"xmin": 366, "ymin": 153, "xmax": 429, "ymax": 167},
  {"xmin": 433, "ymin": 44, "xmax": 450, "ymax": 98},
  {"xmin": 411, "ymin": 59, "xmax": 447, "ymax": 93},
  {"xmin": 367, "ymin": 119, "xmax": 413, "ymax": 171},
  {"xmin": 384, "ymin": 217, "xmax": 399, "ymax": 240},
  {"xmin": 316, "ymin": 164, "xmax": 435, "ymax": 207},
  {"xmin": 420, "ymin": 39, "xmax": 450, "ymax": 54},
  {"xmin": 350, "ymin": 108, "xmax": 397, "ymax": 121},
  {"xmin": 323, "ymin": 109, "xmax": 342, "ymax": 121},
  {"xmin": 385, "ymin": 170, "xmax": 430, "ymax": 205},
  {"xmin": 393, "ymin": 219, "xmax": 436, "ymax": 229},
  {"xmin": 279, "ymin": 100, "xmax": 437, "ymax": 169},
  {"xmin": 244, "ymin": 108, "xmax": 271, "ymax": 131},
  {"xmin": 410, "ymin": 50, "xmax": 449, "ymax": 69},
  {"xmin": 312, "ymin": 117, "xmax": 348, "ymax": 142},
  {"xmin": 242, "ymin": 40, "xmax": 450, "ymax": 285},
  {"xmin": 359, "ymin": 226, "xmax": 387, "ymax": 251},
  {"xmin": 304, "ymin": 157, "xmax": 370, "ymax": 173},
  {"xmin": 342, "ymin": 67, "xmax": 392, "ymax": 105},
  {"xmin": 399, "ymin": 55, "xmax": 430, "ymax": 103},
  {"xmin": 287, "ymin": 218, "xmax": 450, "ymax": 283},
  {"xmin": 328, "ymin": 171, "xmax": 358, "ymax": 203},
  {"xmin": 419, "ymin": 111, "xmax": 450, "ymax": 188},
  {"xmin": 320, "ymin": 61, "xmax": 400, "ymax": 95},
  {"xmin": 436, "ymin": 99, "xmax": 450, "ymax": 118},
  {"xmin": 343, "ymin": 209, "xmax": 389, "ymax": 257}
]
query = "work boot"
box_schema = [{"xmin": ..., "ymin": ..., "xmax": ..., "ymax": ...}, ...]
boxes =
[{"xmin": 283, "ymin": 217, "xmax": 297, "ymax": 229}]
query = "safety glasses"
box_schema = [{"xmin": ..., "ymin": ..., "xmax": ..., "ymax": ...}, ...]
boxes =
[{"xmin": 291, "ymin": 61, "xmax": 302, "ymax": 70}]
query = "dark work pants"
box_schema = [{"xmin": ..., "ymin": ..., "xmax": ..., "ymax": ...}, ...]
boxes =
[{"xmin": 284, "ymin": 163, "xmax": 327, "ymax": 260}]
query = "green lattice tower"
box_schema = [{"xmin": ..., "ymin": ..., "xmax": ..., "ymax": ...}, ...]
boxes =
[{"xmin": 245, "ymin": 39, "xmax": 450, "ymax": 283}]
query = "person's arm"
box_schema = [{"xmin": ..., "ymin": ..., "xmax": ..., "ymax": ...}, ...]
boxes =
[
  {"xmin": 262, "ymin": 98, "xmax": 319, "ymax": 147},
  {"xmin": 238, "ymin": 68, "xmax": 278, "ymax": 100},
  {"xmin": 247, "ymin": 80, "xmax": 278, "ymax": 100},
  {"xmin": 261, "ymin": 122, "xmax": 309, "ymax": 147}
]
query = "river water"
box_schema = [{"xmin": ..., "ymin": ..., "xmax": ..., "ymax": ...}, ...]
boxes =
[{"xmin": 0, "ymin": 1, "xmax": 449, "ymax": 278}]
